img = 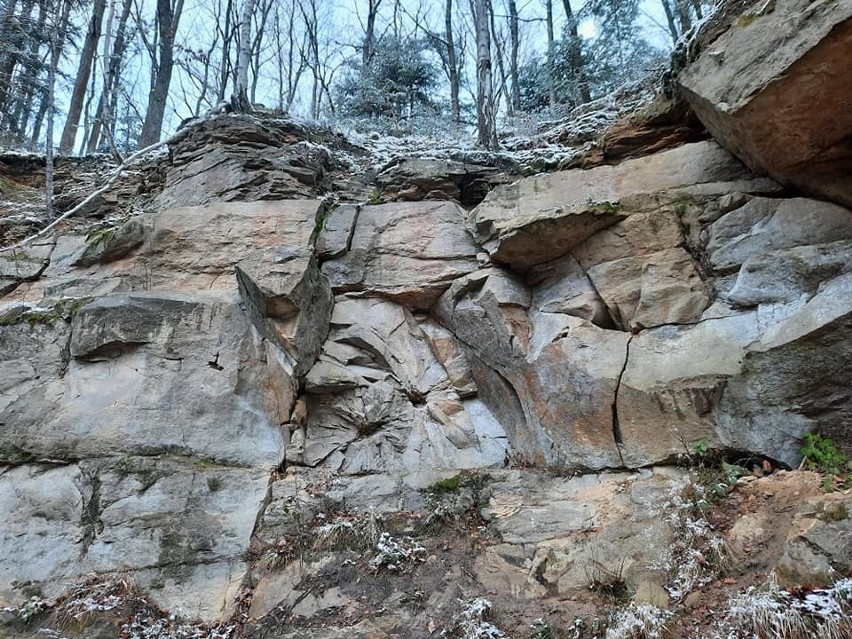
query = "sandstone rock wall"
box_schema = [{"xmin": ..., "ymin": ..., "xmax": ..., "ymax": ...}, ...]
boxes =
[{"xmin": 1, "ymin": 7, "xmax": 851, "ymax": 626}]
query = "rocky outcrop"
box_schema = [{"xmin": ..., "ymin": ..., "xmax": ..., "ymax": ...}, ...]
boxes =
[
  {"xmin": 376, "ymin": 158, "xmax": 509, "ymax": 206},
  {"xmin": 155, "ymin": 115, "xmax": 355, "ymax": 210},
  {"xmin": 0, "ymin": 199, "xmax": 332, "ymax": 616},
  {"xmin": 2, "ymin": 14, "xmax": 852, "ymax": 631},
  {"xmin": 320, "ymin": 201, "xmax": 481, "ymax": 309},
  {"xmin": 679, "ymin": 0, "xmax": 852, "ymax": 206}
]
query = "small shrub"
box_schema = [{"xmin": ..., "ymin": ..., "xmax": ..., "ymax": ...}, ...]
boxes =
[
  {"xmin": 801, "ymin": 433, "xmax": 852, "ymax": 491},
  {"xmin": 586, "ymin": 558, "xmax": 632, "ymax": 603},
  {"xmin": 712, "ymin": 575, "xmax": 852, "ymax": 639}
]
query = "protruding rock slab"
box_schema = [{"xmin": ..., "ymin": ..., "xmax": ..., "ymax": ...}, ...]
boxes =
[
  {"xmin": 3, "ymin": 292, "xmax": 288, "ymax": 467},
  {"xmin": 679, "ymin": 0, "xmax": 852, "ymax": 206},
  {"xmin": 468, "ymin": 141, "xmax": 775, "ymax": 270},
  {"xmin": 236, "ymin": 246, "xmax": 333, "ymax": 375},
  {"xmin": 321, "ymin": 201, "xmax": 480, "ymax": 309}
]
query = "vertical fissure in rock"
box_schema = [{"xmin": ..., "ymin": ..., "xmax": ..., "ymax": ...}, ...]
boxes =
[
  {"xmin": 611, "ymin": 334, "xmax": 633, "ymax": 466},
  {"xmin": 233, "ymin": 472, "xmax": 277, "ymax": 616},
  {"xmin": 79, "ymin": 467, "xmax": 103, "ymax": 555},
  {"xmin": 345, "ymin": 204, "xmax": 362, "ymax": 254}
]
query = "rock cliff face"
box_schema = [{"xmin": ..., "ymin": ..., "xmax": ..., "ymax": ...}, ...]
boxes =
[{"xmin": 1, "ymin": 1, "xmax": 851, "ymax": 636}]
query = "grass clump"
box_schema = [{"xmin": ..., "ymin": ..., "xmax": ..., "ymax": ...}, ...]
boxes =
[{"xmin": 712, "ymin": 576, "xmax": 852, "ymax": 639}]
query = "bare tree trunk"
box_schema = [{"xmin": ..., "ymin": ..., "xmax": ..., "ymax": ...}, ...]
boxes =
[
  {"xmin": 232, "ymin": 0, "xmax": 256, "ymax": 111},
  {"xmin": 560, "ymin": 0, "xmax": 590, "ymax": 103},
  {"xmin": 0, "ymin": 0, "xmax": 37, "ymax": 115},
  {"xmin": 489, "ymin": 0, "xmax": 511, "ymax": 116},
  {"xmin": 29, "ymin": 0, "xmax": 70, "ymax": 145},
  {"xmin": 59, "ymin": 0, "xmax": 106, "ymax": 154},
  {"xmin": 7, "ymin": 0, "xmax": 46, "ymax": 136},
  {"xmin": 276, "ymin": 0, "xmax": 305, "ymax": 113},
  {"xmin": 544, "ymin": 0, "xmax": 555, "ymax": 107},
  {"xmin": 45, "ymin": 0, "xmax": 64, "ymax": 219},
  {"xmin": 363, "ymin": 0, "xmax": 381, "ymax": 67},
  {"xmin": 138, "ymin": 0, "xmax": 184, "ymax": 147},
  {"xmin": 443, "ymin": 0, "xmax": 460, "ymax": 124},
  {"xmin": 87, "ymin": 0, "xmax": 132, "ymax": 153},
  {"xmin": 659, "ymin": 0, "xmax": 679, "ymax": 45},
  {"xmin": 507, "ymin": 0, "xmax": 520, "ymax": 113},
  {"xmin": 216, "ymin": 0, "xmax": 234, "ymax": 102},
  {"xmin": 249, "ymin": 0, "xmax": 272, "ymax": 103},
  {"xmin": 473, "ymin": 0, "xmax": 497, "ymax": 149}
]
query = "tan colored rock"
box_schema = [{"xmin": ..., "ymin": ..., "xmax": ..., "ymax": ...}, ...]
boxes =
[
  {"xmin": 679, "ymin": 0, "xmax": 852, "ymax": 206},
  {"xmin": 468, "ymin": 141, "xmax": 774, "ymax": 270},
  {"xmin": 321, "ymin": 201, "xmax": 480, "ymax": 309},
  {"xmin": 617, "ymin": 313, "xmax": 761, "ymax": 467},
  {"xmin": 587, "ymin": 247, "xmax": 710, "ymax": 330},
  {"xmin": 776, "ymin": 493, "xmax": 852, "ymax": 588}
]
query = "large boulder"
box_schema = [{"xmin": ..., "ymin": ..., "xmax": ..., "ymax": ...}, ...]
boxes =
[
  {"xmin": 679, "ymin": 0, "xmax": 852, "ymax": 206},
  {"xmin": 0, "ymin": 199, "xmax": 335, "ymax": 616},
  {"xmin": 435, "ymin": 142, "xmax": 852, "ymax": 469},
  {"xmin": 0, "ymin": 457, "xmax": 269, "ymax": 620}
]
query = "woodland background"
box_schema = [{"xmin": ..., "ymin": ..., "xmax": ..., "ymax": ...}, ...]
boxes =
[{"xmin": 0, "ymin": 0, "xmax": 711, "ymax": 155}]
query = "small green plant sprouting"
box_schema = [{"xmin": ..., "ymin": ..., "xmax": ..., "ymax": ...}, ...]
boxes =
[
  {"xmin": 431, "ymin": 474, "xmax": 461, "ymax": 494},
  {"xmin": 366, "ymin": 187, "xmax": 383, "ymax": 205},
  {"xmin": 801, "ymin": 433, "xmax": 852, "ymax": 491},
  {"xmin": 692, "ymin": 441, "xmax": 709, "ymax": 458}
]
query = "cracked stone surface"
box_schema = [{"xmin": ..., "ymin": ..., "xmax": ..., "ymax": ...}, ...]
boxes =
[{"xmin": 2, "ymin": 74, "xmax": 852, "ymax": 627}]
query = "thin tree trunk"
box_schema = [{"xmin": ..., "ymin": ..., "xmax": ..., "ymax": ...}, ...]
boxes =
[
  {"xmin": 659, "ymin": 0, "xmax": 679, "ymax": 44},
  {"xmin": 445, "ymin": 0, "xmax": 459, "ymax": 124},
  {"xmin": 59, "ymin": 0, "xmax": 107, "ymax": 154},
  {"xmin": 473, "ymin": 0, "xmax": 497, "ymax": 149},
  {"xmin": 7, "ymin": 0, "xmax": 46, "ymax": 136},
  {"xmin": 232, "ymin": 0, "xmax": 256, "ymax": 111},
  {"xmin": 249, "ymin": 0, "xmax": 271, "ymax": 103},
  {"xmin": 489, "ymin": 0, "xmax": 511, "ymax": 116},
  {"xmin": 363, "ymin": 0, "xmax": 380, "ymax": 67},
  {"xmin": 45, "ymin": 0, "xmax": 64, "ymax": 220},
  {"xmin": 0, "ymin": 0, "xmax": 36, "ymax": 115},
  {"xmin": 216, "ymin": 0, "xmax": 234, "ymax": 102},
  {"xmin": 138, "ymin": 0, "xmax": 184, "ymax": 147},
  {"xmin": 545, "ymin": 0, "xmax": 555, "ymax": 107},
  {"xmin": 561, "ymin": 0, "xmax": 590, "ymax": 103},
  {"xmin": 30, "ymin": 0, "xmax": 70, "ymax": 145},
  {"xmin": 507, "ymin": 0, "xmax": 520, "ymax": 113},
  {"xmin": 87, "ymin": 0, "xmax": 132, "ymax": 153}
]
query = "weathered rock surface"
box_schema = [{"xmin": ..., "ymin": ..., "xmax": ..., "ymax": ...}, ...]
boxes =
[
  {"xmin": 0, "ymin": 458, "xmax": 268, "ymax": 619},
  {"xmin": 679, "ymin": 0, "xmax": 852, "ymax": 206},
  {"xmin": 155, "ymin": 115, "xmax": 351, "ymax": 210},
  {"xmin": 376, "ymin": 158, "xmax": 509, "ymax": 206},
  {"xmin": 0, "ymin": 199, "xmax": 332, "ymax": 617},
  {"xmin": 468, "ymin": 141, "xmax": 778, "ymax": 270},
  {"xmin": 2, "ymin": 22, "xmax": 852, "ymax": 633},
  {"xmin": 321, "ymin": 201, "xmax": 480, "ymax": 309}
]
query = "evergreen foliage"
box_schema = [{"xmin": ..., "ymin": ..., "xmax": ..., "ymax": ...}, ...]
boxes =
[{"xmin": 337, "ymin": 36, "xmax": 439, "ymax": 121}]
